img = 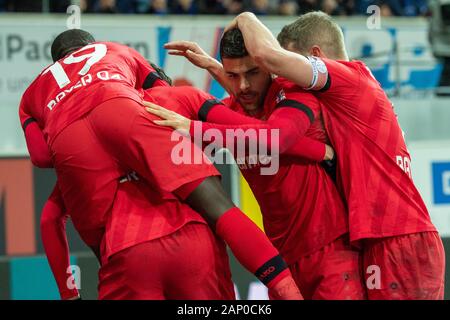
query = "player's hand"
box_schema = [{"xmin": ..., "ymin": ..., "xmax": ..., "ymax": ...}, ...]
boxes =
[
  {"xmin": 321, "ymin": 145, "xmax": 337, "ymax": 182},
  {"xmin": 224, "ymin": 17, "xmax": 239, "ymax": 34},
  {"xmin": 324, "ymin": 144, "xmax": 335, "ymax": 161},
  {"xmin": 164, "ymin": 41, "xmax": 219, "ymax": 70},
  {"xmin": 143, "ymin": 101, "xmax": 191, "ymax": 134},
  {"xmin": 223, "ymin": 12, "xmax": 255, "ymax": 34}
]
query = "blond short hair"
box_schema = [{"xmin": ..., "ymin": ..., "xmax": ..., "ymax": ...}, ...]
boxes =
[{"xmin": 277, "ymin": 11, "xmax": 347, "ymax": 60}]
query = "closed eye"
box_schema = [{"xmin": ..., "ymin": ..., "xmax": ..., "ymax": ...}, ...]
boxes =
[{"xmin": 246, "ymin": 68, "xmax": 259, "ymax": 75}]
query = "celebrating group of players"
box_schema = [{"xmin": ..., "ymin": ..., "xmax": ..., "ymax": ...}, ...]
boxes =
[{"xmin": 19, "ymin": 11, "xmax": 445, "ymax": 300}]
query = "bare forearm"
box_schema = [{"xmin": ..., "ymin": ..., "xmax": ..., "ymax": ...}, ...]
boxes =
[
  {"xmin": 234, "ymin": 12, "xmax": 313, "ymax": 88},
  {"xmin": 164, "ymin": 40, "xmax": 233, "ymax": 93},
  {"xmin": 206, "ymin": 61, "xmax": 233, "ymax": 94},
  {"xmin": 235, "ymin": 12, "xmax": 281, "ymax": 60}
]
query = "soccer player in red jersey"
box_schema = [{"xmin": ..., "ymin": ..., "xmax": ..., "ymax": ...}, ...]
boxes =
[
  {"xmin": 146, "ymin": 29, "xmax": 367, "ymax": 300},
  {"xmin": 213, "ymin": 11, "xmax": 445, "ymax": 299},
  {"xmin": 28, "ymin": 103, "xmax": 234, "ymax": 300},
  {"xmin": 40, "ymin": 176, "xmax": 236, "ymax": 300},
  {"xmin": 20, "ymin": 29, "xmax": 301, "ymax": 299}
]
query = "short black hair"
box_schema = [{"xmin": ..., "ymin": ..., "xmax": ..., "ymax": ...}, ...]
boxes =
[
  {"xmin": 219, "ymin": 28, "xmax": 248, "ymax": 60},
  {"xmin": 51, "ymin": 29, "xmax": 95, "ymax": 62},
  {"xmin": 150, "ymin": 62, "xmax": 172, "ymax": 86}
]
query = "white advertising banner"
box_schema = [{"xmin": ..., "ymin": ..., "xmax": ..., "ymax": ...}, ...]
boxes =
[
  {"xmin": 0, "ymin": 15, "xmax": 441, "ymax": 155},
  {"xmin": 408, "ymin": 140, "xmax": 450, "ymax": 237}
]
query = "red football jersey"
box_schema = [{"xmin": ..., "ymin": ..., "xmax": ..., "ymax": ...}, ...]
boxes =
[
  {"xmin": 19, "ymin": 41, "xmax": 168, "ymax": 146},
  {"xmin": 206, "ymin": 78, "xmax": 348, "ymax": 263},
  {"xmin": 30, "ymin": 86, "xmax": 215, "ymax": 271},
  {"xmin": 102, "ymin": 85, "xmax": 221, "ymax": 261},
  {"xmin": 143, "ymin": 85, "xmax": 223, "ymax": 119},
  {"xmin": 102, "ymin": 178, "xmax": 206, "ymax": 263},
  {"xmin": 307, "ymin": 57, "xmax": 436, "ymax": 243}
]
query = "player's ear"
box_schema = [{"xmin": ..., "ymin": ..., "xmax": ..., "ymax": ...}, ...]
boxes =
[{"xmin": 310, "ymin": 46, "xmax": 322, "ymax": 58}]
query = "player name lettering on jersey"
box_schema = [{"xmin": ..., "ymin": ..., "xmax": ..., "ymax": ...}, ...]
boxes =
[
  {"xmin": 396, "ymin": 155, "xmax": 412, "ymax": 179},
  {"xmin": 275, "ymin": 89, "xmax": 286, "ymax": 104},
  {"xmin": 47, "ymin": 70, "xmax": 122, "ymax": 111}
]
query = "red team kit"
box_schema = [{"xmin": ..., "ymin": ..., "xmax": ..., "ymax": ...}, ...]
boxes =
[
  {"xmin": 182, "ymin": 78, "xmax": 365, "ymax": 299},
  {"xmin": 187, "ymin": 56, "xmax": 445, "ymax": 299},
  {"xmin": 20, "ymin": 39, "xmax": 301, "ymax": 300},
  {"xmin": 19, "ymin": 17, "xmax": 445, "ymax": 301}
]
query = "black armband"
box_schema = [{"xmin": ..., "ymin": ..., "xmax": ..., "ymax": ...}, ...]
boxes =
[{"xmin": 254, "ymin": 254, "xmax": 288, "ymax": 285}]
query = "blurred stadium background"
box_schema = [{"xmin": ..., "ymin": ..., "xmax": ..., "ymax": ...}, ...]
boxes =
[{"xmin": 0, "ymin": 0, "xmax": 450, "ymax": 300}]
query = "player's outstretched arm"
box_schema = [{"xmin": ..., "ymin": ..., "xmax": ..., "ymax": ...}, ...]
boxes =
[
  {"xmin": 23, "ymin": 121, "xmax": 53, "ymax": 168},
  {"xmin": 228, "ymin": 12, "xmax": 314, "ymax": 89},
  {"xmin": 40, "ymin": 184, "xmax": 80, "ymax": 300},
  {"xmin": 164, "ymin": 41, "xmax": 233, "ymax": 93},
  {"xmin": 204, "ymin": 102, "xmax": 332, "ymax": 161},
  {"xmin": 19, "ymin": 95, "xmax": 53, "ymax": 168},
  {"xmin": 144, "ymin": 101, "xmax": 330, "ymax": 160}
]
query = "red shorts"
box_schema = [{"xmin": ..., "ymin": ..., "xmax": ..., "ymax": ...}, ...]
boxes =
[
  {"xmin": 101, "ymin": 177, "xmax": 206, "ymax": 263},
  {"xmin": 51, "ymin": 97, "xmax": 218, "ymax": 246},
  {"xmin": 289, "ymin": 234, "xmax": 366, "ymax": 300},
  {"xmin": 362, "ymin": 231, "xmax": 445, "ymax": 300},
  {"xmin": 98, "ymin": 222, "xmax": 235, "ymax": 300}
]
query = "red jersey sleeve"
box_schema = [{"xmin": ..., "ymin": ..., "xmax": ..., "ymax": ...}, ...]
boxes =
[
  {"xmin": 284, "ymin": 137, "xmax": 325, "ymax": 162},
  {"xmin": 23, "ymin": 122, "xmax": 53, "ymax": 168},
  {"xmin": 19, "ymin": 89, "xmax": 36, "ymax": 128},
  {"xmin": 270, "ymin": 89, "xmax": 325, "ymax": 161},
  {"xmin": 279, "ymin": 85, "xmax": 321, "ymax": 122},
  {"xmin": 305, "ymin": 56, "xmax": 362, "ymax": 100},
  {"xmin": 169, "ymin": 86, "xmax": 225, "ymax": 120},
  {"xmin": 127, "ymin": 47, "xmax": 169, "ymax": 90},
  {"xmin": 19, "ymin": 92, "xmax": 53, "ymax": 168},
  {"xmin": 303, "ymin": 57, "xmax": 366, "ymax": 119},
  {"xmin": 190, "ymin": 91, "xmax": 319, "ymax": 155},
  {"xmin": 40, "ymin": 184, "xmax": 79, "ymax": 300}
]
